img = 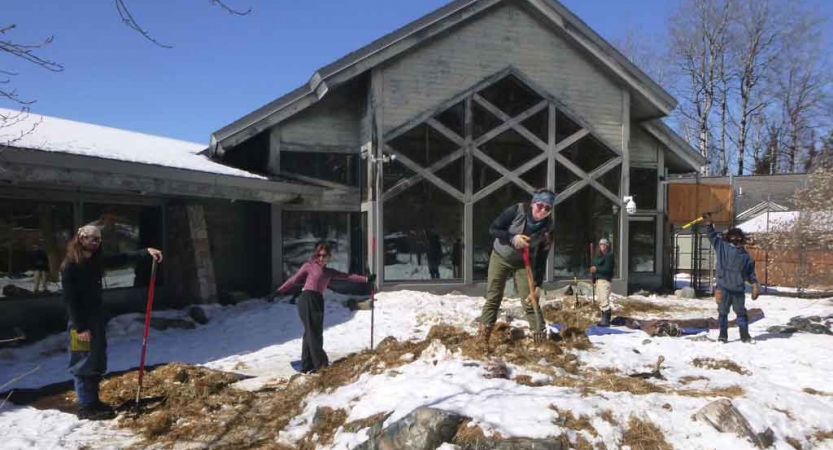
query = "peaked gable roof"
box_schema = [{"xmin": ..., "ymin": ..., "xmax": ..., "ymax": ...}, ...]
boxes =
[{"xmin": 211, "ymin": 0, "xmax": 677, "ymax": 156}]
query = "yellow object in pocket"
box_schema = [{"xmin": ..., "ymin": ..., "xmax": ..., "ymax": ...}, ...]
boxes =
[{"xmin": 70, "ymin": 329, "xmax": 91, "ymax": 352}]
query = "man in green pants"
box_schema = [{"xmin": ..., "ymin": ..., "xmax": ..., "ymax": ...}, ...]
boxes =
[{"xmin": 479, "ymin": 189, "xmax": 555, "ymax": 347}]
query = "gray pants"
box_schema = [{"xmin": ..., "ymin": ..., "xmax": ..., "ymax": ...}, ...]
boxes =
[{"xmin": 297, "ymin": 290, "xmax": 328, "ymax": 372}]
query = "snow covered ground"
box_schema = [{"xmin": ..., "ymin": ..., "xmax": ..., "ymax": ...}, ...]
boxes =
[{"xmin": 1, "ymin": 290, "xmax": 832, "ymax": 449}]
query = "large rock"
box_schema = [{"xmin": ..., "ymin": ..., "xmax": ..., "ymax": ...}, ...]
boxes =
[
  {"xmin": 677, "ymin": 287, "xmax": 696, "ymax": 299},
  {"xmin": 187, "ymin": 306, "xmax": 209, "ymax": 325},
  {"xmin": 693, "ymin": 399, "xmax": 772, "ymax": 448},
  {"xmin": 355, "ymin": 407, "xmax": 464, "ymax": 450},
  {"xmin": 787, "ymin": 316, "xmax": 832, "ymax": 335},
  {"xmin": 479, "ymin": 439, "xmax": 563, "ymax": 450},
  {"xmin": 145, "ymin": 317, "xmax": 196, "ymax": 331}
]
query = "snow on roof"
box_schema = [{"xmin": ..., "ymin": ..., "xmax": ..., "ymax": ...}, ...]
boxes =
[
  {"xmin": 0, "ymin": 108, "xmax": 265, "ymax": 179},
  {"xmin": 738, "ymin": 210, "xmax": 833, "ymax": 233},
  {"xmin": 737, "ymin": 211, "xmax": 799, "ymax": 233}
]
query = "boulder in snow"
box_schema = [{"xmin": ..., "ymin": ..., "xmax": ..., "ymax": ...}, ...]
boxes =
[
  {"xmin": 354, "ymin": 407, "xmax": 464, "ymax": 450},
  {"xmin": 693, "ymin": 399, "xmax": 772, "ymax": 448},
  {"xmin": 187, "ymin": 306, "xmax": 209, "ymax": 325},
  {"xmin": 144, "ymin": 317, "xmax": 196, "ymax": 331},
  {"xmin": 678, "ymin": 287, "xmax": 696, "ymax": 299}
]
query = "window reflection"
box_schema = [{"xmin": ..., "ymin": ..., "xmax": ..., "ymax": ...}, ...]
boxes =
[
  {"xmin": 83, "ymin": 204, "xmax": 163, "ymax": 289},
  {"xmin": 629, "ymin": 219, "xmax": 656, "ymax": 273},
  {"xmin": 0, "ymin": 199, "xmax": 73, "ymax": 298},
  {"xmin": 384, "ymin": 181, "xmax": 462, "ymax": 281},
  {"xmin": 552, "ymin": 187, "xmax": 618, "ymax": 278}
]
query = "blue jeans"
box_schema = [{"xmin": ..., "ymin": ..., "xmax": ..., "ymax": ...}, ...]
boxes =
[{"xmin": 73, "ymin": 375, "xmax": 101, "ymax": 407}]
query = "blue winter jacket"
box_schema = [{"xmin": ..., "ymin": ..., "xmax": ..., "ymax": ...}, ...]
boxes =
[{"xmin": 706, "ymin": 224, "xmax": 758, "ymax": 293}]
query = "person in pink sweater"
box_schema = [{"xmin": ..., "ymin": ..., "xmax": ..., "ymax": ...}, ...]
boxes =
[{"xmin": 274, "ymin": 242, "xmax": 375, "ymax": 373}]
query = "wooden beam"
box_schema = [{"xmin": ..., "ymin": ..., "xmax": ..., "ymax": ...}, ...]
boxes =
[
  {"xmin": 426, "ymin": 118, "xmax": 465, "ymax": 147},
  {"xmin": 385, "ymin": 147, "xmax": 465, "ymax": 202},
  {"xmin": 554, "ymin": 129, "xmax": 590, "ymax": 153}
]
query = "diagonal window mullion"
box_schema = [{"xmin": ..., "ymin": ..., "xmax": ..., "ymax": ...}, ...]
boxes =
[
  {"xmin": 426, "ymin": 118, "xmax": 465, "ymax": 147},
  {"xmin": 386, "ymin": 145, "xmax": 465, "ymax": 202}
]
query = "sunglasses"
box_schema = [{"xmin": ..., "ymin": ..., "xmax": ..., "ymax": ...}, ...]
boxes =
[
  {"xmin": 81, "ymin": 236, "xmax": 101, "ymax": 243},
  {"xmin": 315, "ymin": 253, "xmax": 330, "ymax": 259},
  {"xmin": 533, "ymin": 202, "xmax": 553, "ymax": 212}
]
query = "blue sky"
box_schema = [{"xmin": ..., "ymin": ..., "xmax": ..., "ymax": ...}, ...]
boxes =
[{"xmin": 1, "ymin": 0, "xmax": 829, "ymax": 144}]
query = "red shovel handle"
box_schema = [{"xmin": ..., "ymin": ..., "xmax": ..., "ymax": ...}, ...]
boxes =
[{"xmin": 136, "ymin": 258, "xmax": 158, "ymax": 404}]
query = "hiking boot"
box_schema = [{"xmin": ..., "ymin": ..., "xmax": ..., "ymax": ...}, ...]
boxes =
[
  {"xmin": 597, "ymin": 309, "xmax": 611, "ymax": 327},
  {"xmin": 738, "ymin": 314, "xmax": 752, "ymax": 343},
  {"xmin": 77, "ymin": 405, "xmax": 115, "ymax": 421},
  {"xmin": 718, "ymin": 336, "xmax": 728, "ymax": 344},
  {"xmin": 477, "ymin": 323, "xmax": 493, "ymax": 350},
  {"xmin": 92, "ymin": 400, "xmax": 115, "ymax": 415}
]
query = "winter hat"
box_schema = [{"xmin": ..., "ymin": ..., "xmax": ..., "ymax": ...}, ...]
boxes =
[
  {"xmin": 77, "ymin": 225, "xmax": 101, "ymax": 238},
  {"xmin": 599, "ymin": 238, "xmax": 611, "ymax": 246},
  {"xmin": 531, "ymin": 189, "xmax": 555, "ymax": 207}
]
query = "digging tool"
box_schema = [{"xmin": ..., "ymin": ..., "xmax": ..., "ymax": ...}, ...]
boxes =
[
  {"xmin": 629, "ymin": 355, "xmax": 666, "ymax": 380},
  {"xmin": 135, "ymin": 259, "xmax": 158, "ymax": 406},
  {"xmin": 590, "ymin": 243, "xmax": 596, "ymax": 307},
  {"xmin": 681, "ymin": 208, "xmax": 722, "ymax": 230},
  {"xmin": 370, "ymin": 236, "xmax": 376, "ymax": 351},
  {"xmin": 573, "ymin": 276, "xmax": 580, "ymax": 309},
  {"xmin": 522, "ymin": 247, "xmax": 545, "ymax": 343}
]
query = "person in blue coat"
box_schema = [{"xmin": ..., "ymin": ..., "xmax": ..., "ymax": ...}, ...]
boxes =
[{"xmin": 703, "ymin": 213, "xmax": 760, "ymax": 343}]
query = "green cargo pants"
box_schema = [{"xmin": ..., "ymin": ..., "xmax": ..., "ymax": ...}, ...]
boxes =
[{"xmin": 480, "ymin": 251, "xmax": 544, "ymax": 331}]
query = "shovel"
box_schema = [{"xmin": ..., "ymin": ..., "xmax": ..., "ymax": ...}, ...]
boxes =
[
  {"xmin": 522, "ymin": 247, "xmax": 545, "ymax": 343},
  {"xmin": 135, "ymin": 259, "xmax": 158, "ymax": 406}
]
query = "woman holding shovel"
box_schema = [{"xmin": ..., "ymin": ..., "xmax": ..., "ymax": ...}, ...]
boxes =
[
  {"xmin": 274, "ymin": 243, "xmax": 374, "ymax": 374},
  {"xmin": 62, "ymin": 224, "xmax": 162, "ymax": 420},
  {"xmin": 478, "ymin": 189, "xmax": 555, "ymax": 348}
]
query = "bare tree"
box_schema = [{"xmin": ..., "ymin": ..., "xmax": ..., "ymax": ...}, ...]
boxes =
[
  {"xmin": 728, "ymin": 0, "xmax": 787, "ymax": 176},
  {"xmin": 755, "ymin": 168, "xmax": 833, "ymax": 291},
  {"xmin": 668, "ymin": 0, "xmax": 733, "ymax": 174}
]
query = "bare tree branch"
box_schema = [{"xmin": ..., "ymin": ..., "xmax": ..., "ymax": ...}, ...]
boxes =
[
  {"xmin": 114, "ymin": 0, "xmax": 174, "ymax": 48},
  {"xmin": 209, "ymin": 0, "xmax": 252, "ymax": 16}
]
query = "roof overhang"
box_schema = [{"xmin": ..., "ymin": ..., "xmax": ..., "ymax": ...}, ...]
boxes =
[
  {"xmin": 0, "ymin": 147, "xmax": 325, "ymax": 204},
  {"xmin": 210, "ymin": 0, "xmax": 678, "ymax": 156},
  {"xmin": 641, "ymin": 120, "xmax": 705, "ymax": 173}
]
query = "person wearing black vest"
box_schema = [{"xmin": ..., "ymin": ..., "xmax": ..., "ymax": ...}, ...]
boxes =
[
  {"xmin": 61, "ymin": 224, "xmax": 163, "ymax": 420},
  {"xmin": 590, "ymin": 237, "xmax": 614, "ymax": 326},
  {"xmin": 704, "ymin": 213, "xmax": 760, "ymax": 343},
  {"xmin": 478, "ymin": 189, "xmax": 555, "ymax": 347}
]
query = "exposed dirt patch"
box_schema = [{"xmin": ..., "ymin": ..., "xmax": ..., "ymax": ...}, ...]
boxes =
[
  {"xmin": 691, "ymin": 358, "xmax": 751, "ymax": 375},
  {"xmin": 803, "ymin": 387, "xmax": 833, "ymax": 396},
  {"xmin": 342, "ymin": 411, "xmax": 391, "ymax": 433},
  {"xmin": 786, "ymin": 436, "xmax": 802, "ymax": 449},
  {"xmin": 297, "ymin": 407, "xmax": 348, "ymax": 449},
  {"xmin": 814, "ymin": 429, "xmax": 833, "ymax": 441},
  {"xmin": 551, "ymin": 366, "xmax": 742, "ymax": 398},
  {"xmin": 773, "ymin": 407, "xmax": 796, "ymax": 420},
  {"xmin": 550, "ymin": 405, "xmax": 598, "ymax": 437},
  {"xmin": 452, "ymin": 420, "xmax": 505, "ymax": 447},
  {"xmin": 678, "ymin": 375, "xmax": 709, "ymax": 385},
  {"xmin": 615, "ymin": 298, "xmax": 681, "ymax": 317},
  {"xmin": 622, "ymin": 415, "xmax": 673, "ymax": 450},
  {"xmin": 598, "ymin": 409, "xmax": 619, "ymax": 426}
]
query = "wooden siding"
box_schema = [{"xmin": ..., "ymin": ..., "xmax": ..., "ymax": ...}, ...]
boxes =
[
  {"xmin": 667, "ymin": 183, "xmax": 734, "ymax": 225},
  {"xmin": 379, "ymin": 2, "xmax": 624, "ymax": 152},
  {"xmin": 279, "ymin": 83, "xmax": 364, "ymax": 153},
  {"xmin": 630, "ymin": 124, "xmax": 659, "ymax": 165}
]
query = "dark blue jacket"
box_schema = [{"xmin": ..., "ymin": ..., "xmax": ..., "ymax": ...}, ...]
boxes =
[{"xmin": 707, "ymin": 225, "xmax": 758, "ymax": 293}]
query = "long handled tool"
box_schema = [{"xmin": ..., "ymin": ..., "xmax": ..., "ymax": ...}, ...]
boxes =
[
  {"xmin": 590, "ymin": 243, "xmax": 596, "ymax": 306},
  {"xmin": 135, "ymin": 259, "xmax": 158, "ymax": 405},
  {"xmin": 522, "ymin": 247, "xmax": 545, "ymax": 343},
  {"xmin": 370, "ymin": 236, "xmax": 376, "ymax": 350}
]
